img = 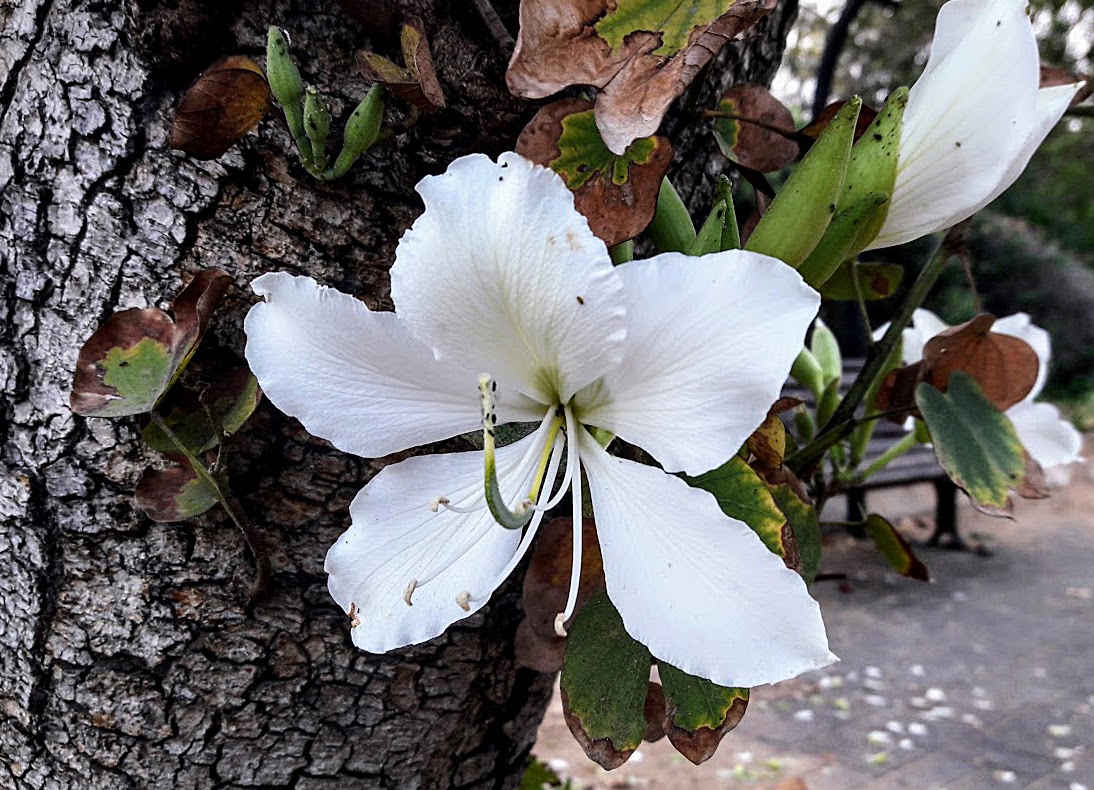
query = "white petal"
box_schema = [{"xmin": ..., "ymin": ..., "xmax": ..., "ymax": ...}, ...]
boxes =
[
  {"xmin": 869, "ymin": 0, "xmax": 1045, "ymax": 249},
  {"xmin": 575, "ymin": 251, "xmax": 819, "ymax": 476},
  {"xmin": 326, "ymin": 426, "xmax": 549, "ymax": 652},
  {"xmin": 244, "ymin": 273, "xmax": 541, "ymax": 458},
  {"xmin": 577, "ymin": 429, "xmax": 836, "ymax": 688},
  {"xmin": 1007, "ymin": 400, "xmax": 1083, "ymax": 471},
  {"xmin": 391, "ymin": 152, "xmax": 626, "ymax": 404},
  {"xmin": 896, "ymin": 308, "xmax": 949, "ymax": 364},
  {"xmin": 992, "ymin": 312, "xmax": 1051, "ymax": 400},
  {"xmin": 977, "ymin": 83, "xmax": 1083, "ymax": 210}
]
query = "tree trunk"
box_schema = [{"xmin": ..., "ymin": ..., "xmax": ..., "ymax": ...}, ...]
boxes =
[{"xmin": 0, "ymin": 2, "xmax": 796, "ymax": 788}]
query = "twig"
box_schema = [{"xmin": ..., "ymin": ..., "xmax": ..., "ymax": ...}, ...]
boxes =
[
  {"xmin": 150, "ymin": 413, "xmax": 272, "ymax": 606},
  {"xmin": 787, "ymin": 225, "xmax": 965, "ymax": 474},
  {"xmin": 471, "ymin": 0, "xmax": 515, "ymax": 54}
]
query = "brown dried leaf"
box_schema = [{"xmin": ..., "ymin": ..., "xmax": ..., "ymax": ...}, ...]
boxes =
[
  {"xmin": 746, "ymin": 413, "xmax": 786, "ymax": 473},
  {"xmin": 1040, "ymin": 65, "xmax": 1092, "ymax": 106},
  {"xmin": 644, "ymin": 682, "xmax": 667, "ymax": 743},
  {"xmin": 921, "ymin": 314, "xmax": 1040, "ymax": 412},
  {"xmin": 507, "ymin": 0, "xmax": 776, "ymax": 153},
  {"xmin": 800, "ymin": 99, "xmax": 878, "ymax": 142},
  {"xmin": 523, "ymin": 516, "xmax": 605, "ymax": 640},
  {"xmin": 514, "ymin": 619, "xmax": 566, "ymax": 673},
  {"xmin": 516, "ymin": 98, "xmax": 672, "ymax": 245},
  {"xmin": 357, "ymin": 17, "xmax": 445, "ymax": 112},
  {"xmin": 170, "ymin": 56, "xmax": 269, "ymax": 160},
  {"xmin": 712, "ymin": 84, "xmax": 799, "ymax": 173}
]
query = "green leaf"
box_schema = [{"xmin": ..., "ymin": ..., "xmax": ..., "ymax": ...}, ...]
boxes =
[
  {"xmin": 684, "ymin": 457, "xmax": 786, "ymax": 556},
  {"xmin": 810, "ymin": 319, "xmax": 842, "ymax": 384},
  {"xmin": 561, "ymin": 593, "xmax": 651, "ymax": 768},
  {"xmin": 550, "ymin": 109, "xmax": 658, "ymax": 189},
  {"xmin": 769, "ymin": 485, "xmax": 821, "ymax": 582},
  {"xmin": 864, "ymin": 514, "xmax": 930, "ymax": 581},
  {"xmin": 143, "ymin": 370, "xmax": 263, "ymax": 455},
  {"xmin": 820, "ymin": 260, "xmax": 904, "ymax": 301},
  {"xmin": 134, "ymin": 464, "xmax": 219, "ymax": 522},
  {"xmin": 657, "ymin": 660, "xmax": 748, "ymax": 764},
  {"xmin": 596, "ymin": 0, "xmax": 735, "ymax": 56},
  {"xmin": 915, "ymin": 371, "xmax": 1039, "ymax": 513}
]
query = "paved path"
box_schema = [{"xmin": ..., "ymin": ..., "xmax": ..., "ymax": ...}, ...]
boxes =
[{"xmin": 534, "ymin": 463, "xmax": 1094, "ymax": 790}]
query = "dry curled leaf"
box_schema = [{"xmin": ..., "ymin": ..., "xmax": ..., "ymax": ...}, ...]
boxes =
[
  {"xmin": 878, "ymin": 314, "xmax": 1041, "ymax": 417},
  {"xmin": 170, "ymin": 56, "xmax": 269, "ymax": 160},
  {"xmin": 516, "ymin": 98, "xmax": 672, "ymax": 245},
  {"xmin": 358, "ymin": 17, "xmax": 445, "ymax": 112},
  {"xmin": 800, "ymin": 99, "xmax": 878, "ymax": 142},
  {"xmin": 712, "ymin": 84, "xmax": 798, "ymax": 173},
  {"xmin": 523, "ymin": 516, "xmax": 605, "ymax": 641},
  {"xmin": 507, "ymin": 0, "xmax": 776, "ymax": 154}
]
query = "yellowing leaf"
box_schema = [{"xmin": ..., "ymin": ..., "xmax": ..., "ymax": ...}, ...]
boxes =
[
  {"xmin": 71, "ymin": 270, "xmax": 232, "ymax": 418},
  {"xmin": 916, "ymin": 371, "xmax": 1047, "ymax": 515},
  {"xmin": 516, "ymin": 98, "xmax": 672, "ymax": 245}
]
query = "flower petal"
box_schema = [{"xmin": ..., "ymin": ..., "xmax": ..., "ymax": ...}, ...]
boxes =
[
  {"xmin": 575, "ymin": 251, "xmax": 819, "ymax": 476},
  {"xmin": 869, "ymin": 0, "xmax": 1045, "ymax": 249},
  {"xmin": 991, "ymin": 312, "xmax": 1051, "ymax": 400},
  {"xmin": 577, "ymin": 429, "xmax": 836, "ymax": 688},
  {"xmin": 244, "ymin": 273, "xmax": 541, "ymax": 458},
  {"xmin": 1007, "ymin": 400, "xmax": 1083, "ymax": 471},
  {"xmin": 391, "ymin": 152, "xmax": 626, "ymax": 404},
  {"xmin": 326, "ymin": 426, "xmax": 549, "ymax": 652}
]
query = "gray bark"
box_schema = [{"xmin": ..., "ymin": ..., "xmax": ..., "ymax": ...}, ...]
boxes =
[{"xmin": 0, "ymin": 1, "xmax": 796, "ymax": 788}]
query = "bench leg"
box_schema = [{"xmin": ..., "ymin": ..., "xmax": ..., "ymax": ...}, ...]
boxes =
[
  {"xmin": 846, "ymin": 488, "xmax": 867, "ymax": 539},
  {"xmin": 926, "ymin": 476, "xmax": 966, "ymax": 550}
]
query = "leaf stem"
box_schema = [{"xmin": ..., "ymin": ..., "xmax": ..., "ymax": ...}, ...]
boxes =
[
  {"xmin": 850, "ymin": 431, "xmax": 918, "ymax": 485},
  {"xmin": 149, "ymin": 412, "xmax": 271, "ymax": 604}
]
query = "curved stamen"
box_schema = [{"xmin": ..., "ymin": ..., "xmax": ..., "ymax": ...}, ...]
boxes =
[
  {"xmin": 458, "ymin": 432, "xmax": 566, "ymax": 610},
  {"xmin": 554, "ymin": 407, "xmax": 584, "ymax": 638},
  {"xmin": 480, "ymin": 374, "xmax": 563, "ymax": 530}
]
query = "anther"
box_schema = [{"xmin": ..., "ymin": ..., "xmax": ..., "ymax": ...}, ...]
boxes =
[
  {"xmin": 456, "ymin": 591, "xmax": 472, "ymax": 612},
  {"xmin": 553, "ymin": 613, "xmax": 568, "ymax": 638},
  {"xmin": 403, "ymin": 579, "xmax": 418, "ymax": 606},
  {"xmin": 348, "ymin": 602, "xmax": 361, "ymax": 628},
  {"xmin": 429, "ymin": 496, "xmax": 449, "ymax": 513}
]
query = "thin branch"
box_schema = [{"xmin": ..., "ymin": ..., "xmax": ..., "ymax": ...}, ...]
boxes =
[
  {"xmin": 150, "ymin": 413, "xmax": 272, "ymax": 605},
  {"xmin": 471, "ymin": 0, "xmax": 515, "ymax": 54},
  {"xmin": 787, "ymin": 225, "xmax": 965, "ymax": 474}
]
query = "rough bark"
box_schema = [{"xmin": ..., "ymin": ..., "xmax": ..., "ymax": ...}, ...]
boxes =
[{"xmin": 0, "ymin": 1, "xmax": 796, "ymax": 788}]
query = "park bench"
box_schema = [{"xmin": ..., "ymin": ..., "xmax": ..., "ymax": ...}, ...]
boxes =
[{"xmin": 785, "ymin": 358, "xmax": 961, "ymax": 546}]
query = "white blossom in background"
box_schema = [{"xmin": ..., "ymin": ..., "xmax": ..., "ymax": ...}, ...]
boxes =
[
  {"xmin": 897, "ymin": 309, "xmax": 1084, "ymax": 474},
  {"xmin": 244, "ymin": 152, "xmax": 836, "ymax": 688},
  {"xmin": 867, "ymin": 0, "xmax": 1084, "ymax": 250}
]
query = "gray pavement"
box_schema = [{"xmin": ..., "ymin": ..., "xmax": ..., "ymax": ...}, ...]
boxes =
[{"xmin": 535, "ymin": 466, "xmax": 1094, "ymax": 790}]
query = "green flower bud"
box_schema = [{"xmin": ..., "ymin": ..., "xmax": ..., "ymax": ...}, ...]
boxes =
[
  {"xmin": 746, "ymin": 98, "xmax": 862, "ymax": 267},
  {"xmin": 328, "ymin": 85, "xmax": 384, "ymax": 180}
]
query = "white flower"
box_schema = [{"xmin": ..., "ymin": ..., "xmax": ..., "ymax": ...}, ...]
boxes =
[
  {"xmin": 897, "ymin": 309, "xmax": 1083, "ymax": 472},
  {"xmin": 244, "ymin": 152, "xmax": 836, "ymax": 688},
  {"xmin": 867, "ymin": 0, "xmax": 1083, "ymax": 250}
]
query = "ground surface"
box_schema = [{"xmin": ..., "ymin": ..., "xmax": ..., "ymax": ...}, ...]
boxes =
[{"xmin": 534, "ymin": 452, "xmax": 1094, "ymax": 790}]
